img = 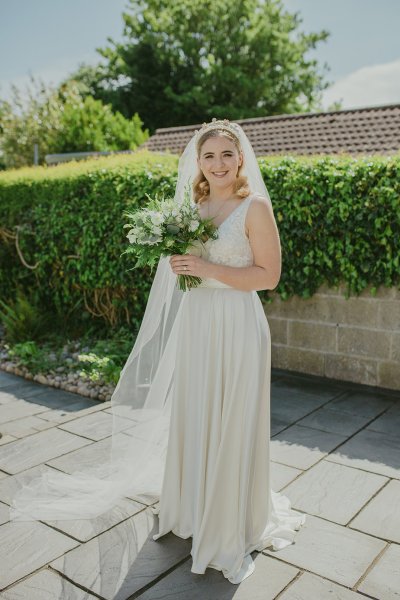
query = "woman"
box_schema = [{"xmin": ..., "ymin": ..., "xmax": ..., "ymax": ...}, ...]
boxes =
[
  {"xmin": 9, "ymin": 118, "xmax": 305, "ymax": 585},
  {"xmin": 150, "ymin": 119, "xmax": 306, "ymax": 583}
]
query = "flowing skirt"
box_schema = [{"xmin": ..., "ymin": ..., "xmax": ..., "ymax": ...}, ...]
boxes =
[{"xmin": 152, "ymin": 286, "xmax": 306, "ymax": 584}]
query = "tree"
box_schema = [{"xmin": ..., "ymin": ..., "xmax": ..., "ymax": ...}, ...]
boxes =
[
  {"xmin": 67, "ymin": 0, "xmax": 332, "ymax": 133},
  {"xmin": 0, "ymin": 76, "xmax": 148, "ymax": 169}
]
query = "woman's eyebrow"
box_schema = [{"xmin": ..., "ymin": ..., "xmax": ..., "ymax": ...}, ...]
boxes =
[{"xmin": 203, "ymin": 150, "xmax": 233, "ymax": 155}]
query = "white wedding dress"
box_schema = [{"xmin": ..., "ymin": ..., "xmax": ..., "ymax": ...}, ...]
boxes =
[{"xmin": 151, "ymin": 193, "xmax": 306, "ymax": 584}]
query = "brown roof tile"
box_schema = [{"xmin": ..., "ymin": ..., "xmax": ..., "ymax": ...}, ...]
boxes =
[{"xmin": 139, "ymin": 103, "xmax": 400, "ymax": 157}]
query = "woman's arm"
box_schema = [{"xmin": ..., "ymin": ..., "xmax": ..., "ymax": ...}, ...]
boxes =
[{"xmin": 208, "ymin": 196, "xmax": 281, "ymax": 292}]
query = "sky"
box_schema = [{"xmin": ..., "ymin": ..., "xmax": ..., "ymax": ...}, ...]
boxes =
[{"xmin": 0, "ymin": 0, "xmax": 399, "ymax": 114}]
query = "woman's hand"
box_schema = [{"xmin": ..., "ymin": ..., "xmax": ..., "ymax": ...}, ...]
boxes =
[{"xmin": 169, "ymin": 254, "xmax": 214, "ymax": 279}]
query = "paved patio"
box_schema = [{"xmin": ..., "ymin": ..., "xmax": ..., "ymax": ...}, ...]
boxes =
[{"xmin": 0, "ymin": 367, "xmax": 399, "ymax": 600}]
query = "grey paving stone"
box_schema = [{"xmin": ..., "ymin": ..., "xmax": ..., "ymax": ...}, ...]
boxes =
[
  {"xmin": 271, "ymin": 393, "xmax": 331, "ymax": 424},
  {"xmin": 0, "ymin": 399, "xmax": 48, "ymax": 424},
  {"xmin": 0, "ymin": 501, "xmax": 9, "ymax": 525},
  {"xmin": 58, "ymin": 411, "xmax": 133, "ymax": 441},
  {"xmin": 34, "ymin": 401, "xmax": 98, "ymax": 424},
  {"xmin": 44, "ymin": 497, "xmax": 147, "ymax": 543},
  {"xmin": 0, "ymin": 380, "xmax": 53, "ymax": 399},
  {"xmin": 349, "ymin": 479, "xmax": 400, "ymax": 542},
  {"xmin": 47, "ymin": 434, "xmax": 113, "ymax": 473},
  {"xmin": 262, "ymin": 513, "xmax": 385, "ymax": 588},
  {"xmin": 279, "ymin": 571, "xmax": 364, "ymax": 599},
  {"xmin": 0, "ymin": 414, "xmax": 54, "ymax": 438},
  {"xmin": 366, "ymin": 404, "xmax": 400, "ymax": 437},
  {"xmin": 0, "ymin": 520, "xmax": 78, "ymax": 589},
  {"xmin": 0, "ymin": 427, "xmax": 93, "ymax": 474},
  {"xmin": 283, "ymin": 460, "xmax": 388, "ymax": 524},
  {"xmin": 0, "ymin": 434, "xmax": 17, "ymax": 445},
  {"xmin": 0, "ymin": 464, "xmax": 58, "ymax": 504},
  {"xmin": 136, "ymin": 551, "xmax": 299, "ymax": 600},
  {"xmin": 326, "ymin": 390, "xmax": 395, "ymax": 418},
  {"xmin": 296, "ymin": 406, "xmax": 372, "ymax": 437},
  {"xmin": 271, "ymin": 424, "xmax": 348, "ymax": 470},
  {"xmin": 271, "ymin": 416, "xmax": 292, "ymax": 436},
  {"xmin": 51, "ymin": 508, "xmax": 192, "ymax": 600},
  {"xmin": 271, "ymin": 461, "xmax": 303, "ymax": 492},
  {"xmin": 1, "ymin": 568, "xmax": 98, "ymax": 600},
  {"xmin": 272, "ymin": 375, "xmax": 343, "ymax": 401},
  {"xmin": 0, "ymin": 371, "xmax": 22, "ymax": 389},
  {"xmin": 0, "ymin": 470, "xmax": 8, "ymax": 480},
  {"xmin": 327, "ymin": 429, "xmax": 400, "ymax": 479},
  {"xmin": 358, "ymin": 542, "xmax": 400, "ymax": 600}
]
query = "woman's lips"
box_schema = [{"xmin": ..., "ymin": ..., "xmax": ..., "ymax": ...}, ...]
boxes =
[{"xmin": 212, "ymin": 171, "xmax": 228, "ymax": 178}]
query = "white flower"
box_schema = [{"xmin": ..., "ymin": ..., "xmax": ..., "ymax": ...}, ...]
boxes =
[
  {"xmin": 189, "ymin": 219, "xmax": 200, "ymax": 232},
  {"xmin": 149, "ymin": 211, "xmax": 164, "ymax": 226}
]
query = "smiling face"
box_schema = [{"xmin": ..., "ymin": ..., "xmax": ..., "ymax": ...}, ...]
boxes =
[{"xmin": 197, "ymin": 134, "xmax": 243, "ymax": 195}]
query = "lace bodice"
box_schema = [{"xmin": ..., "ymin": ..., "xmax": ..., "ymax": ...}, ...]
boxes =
[{"xmin": 196, "ymin": 194, "xmax": 255, "ymax": 289}]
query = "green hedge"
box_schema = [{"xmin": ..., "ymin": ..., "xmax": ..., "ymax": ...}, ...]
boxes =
[{"xmin": 0, "ymin": 150, "xmax": 399, "ymax": 332}]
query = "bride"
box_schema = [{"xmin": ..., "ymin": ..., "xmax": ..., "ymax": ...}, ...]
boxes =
[{"xmin": 9, "ymin": 118, "xmax": 306, "ymax": 585}]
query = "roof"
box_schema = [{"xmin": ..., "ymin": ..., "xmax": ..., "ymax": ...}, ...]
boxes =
[{"xmin": 138, "ymin": 103, "xmax": 400, "ymax": 157}]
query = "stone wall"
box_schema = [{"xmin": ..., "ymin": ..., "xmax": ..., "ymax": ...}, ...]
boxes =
[{"xmin": 263, "ymin": 283, "xmax": 399, "ymax": 392}]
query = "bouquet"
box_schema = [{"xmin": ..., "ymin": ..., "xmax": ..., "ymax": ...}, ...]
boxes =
[{"xmin": 122, "ymin": 185, "xmax": 219, "ymax": 291}]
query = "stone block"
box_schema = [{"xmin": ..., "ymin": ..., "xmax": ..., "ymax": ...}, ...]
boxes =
[
  {"xmin": 0, "ymin": 428, "xmax": 92, "ymax": 474},
  {"xmin": 349, "ymin": 479, "xmax": 400, "ymax": 542},
  {"xmin": 288, "ymin": 321, "xmax": 336, "ymax": 352},
  {"xmin": 273, "ymin": 346, "xmax": 325, "ymax": 376},
  {"xmin": 1, "ymin": 569, "xmax": 98, "ymax": 600},
  {"xmin": 358, "ymin": 542, "xmax": 400, "ymax": 600},
  {"xmin": 262, "ymin": 513, "xmax": 385, "ymax": 588},
  {"xmin": 378, "ymin": 360, "xmax": 400, "ymax": 391},
  {"xmin": 0, "ymin": 520, "xmax": 78, "ymax": 589},
  {"xmin": 135, "ymin": 552, "xmax": 299, "ymax": 600},
  {"xmin": 338, "ymin": 327, "xmax": 389, "ymax": 359},
  {"xmin": 267, "ymin": 316, "xmax": 288, "ymax": 344},
  {"xmin": 324, "ymin": 353, "xmax": 377, "ymax": 386},
  {"xmin": 51, "ymin": 508, "xmax": 191, "ymax": 599},
  {"xmin": 279, "ymin": 571, "xmax": 364, "ymax": 599},
  {"xmin": 327, "ymin": 428, "xmax": 400, "ymax": 479},
  {"xmin": 284, "ymin": 460, "xmax": 387, "ymax": 524},
  {"xmin": 270, "ymin": 424, "xmax": 347, "ymax": 470}
]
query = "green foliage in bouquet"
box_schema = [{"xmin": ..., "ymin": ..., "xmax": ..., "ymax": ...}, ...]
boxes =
[{"xmin": 122, "ymin": 184, "xmax": 219, "ymax": 291}]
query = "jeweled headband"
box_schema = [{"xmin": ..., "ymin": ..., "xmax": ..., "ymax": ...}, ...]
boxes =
[{"xmin": 194, "ymin": 117, "xmax": 242, "ymax": 145}]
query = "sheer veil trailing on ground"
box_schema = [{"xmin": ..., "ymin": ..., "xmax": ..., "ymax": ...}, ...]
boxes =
[{"xmin": 9, "ymin": 118, "xmax": 273, "ymax": 522}]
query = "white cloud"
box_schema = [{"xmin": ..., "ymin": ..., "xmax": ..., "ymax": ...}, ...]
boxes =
[{"xmin": 322, "ymin": 57, "xmax": 400, "ymax": 110}]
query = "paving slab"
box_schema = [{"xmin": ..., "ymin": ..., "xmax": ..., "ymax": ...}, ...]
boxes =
[
  {"xmin": 1, "ymin": 568, "xmax": 98, "ymax": 600},
  {"xmin": 271, "ymin": 393, "xmax": 333, "ymax": 424},
  {"xmin": 327, "ymin": 428, "xmax": 400, "ymax": 479},
  {"xmin": 296, "ymin": 406, "xmax": 372, "ymax": 437},
  {"xmin": 0, "ymin": 427, "xmax": 93, "ymax": 474},
  {"xmin": 270, "ymin": 424, "xmax": 348, "ymax": 469},
  {"xmin": 136, "ymin": 552, "xmax": 299, "ymax": 600},
  {"xmin": 0, "ymin": 414, "xmax": 54, "ymax": 438},
  {"xmin": 366, "ymin": 403, "xmax": 400, "ymax": 437},
  {"xmin": 262, "ymin": 513, "xmax": 385, "ymax": 588},
  {"xmin": 358, "ymin": 542, "xmax": 400, "ymax": 600},
  {"xmin": 0, "ymin": 464, "xmax": 54, "ymax": 504},
  {"xmin": 271, "ymin": 461, "xmax": 304, "ymax": 492},
  {"xmin": 0, "ymin": 399, "xmax": 49, "ymax": 423},
  {"xmin": 34, "ymin": 400, "xmax": 99, "ymax": 424},
  {"xmin": 349, "ymin": 479, "xmax": 400, "ymax": 542},
  {"xmin": 0, "ymin": 520, "xmax": 78, "ymax": 589},
  {"xmin": 58, "ymin": 411, "xmax": 133, "ymax": 441},
  {"xmin": 0, "ymin": 434, "xmax": 17, "ymax": 445},
  {"xmin": 284, "ymin": 460, "xmax": 388, "ymax": 524},
  {"xmin": 326, "ymin": 390, "xmax": 395, "ymax": 418},
  {"xmin": 0, "ymin": 500, "xmax": 9, "ymax": 525},
  {"xmin": 43, "ymin": 497, "xmax": 147, "ymax": 543},
  {"xmin": 51, "ymin": 508, "xmax": 192, "ymax": 600},
  {"xmin": 279, "ymin": 571, "xmax": 365, "ymax": 599}
]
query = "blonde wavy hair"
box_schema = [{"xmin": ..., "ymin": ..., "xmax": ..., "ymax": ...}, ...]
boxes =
[{"xmin": 193, "ymin": 128, "xmax": 250, "ymax": 205}]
